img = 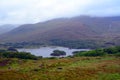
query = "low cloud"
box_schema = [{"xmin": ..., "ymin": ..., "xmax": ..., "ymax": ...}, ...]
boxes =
[{"xmin": 0, "ymin": 0, "xmax": 120, "ymax": 24}]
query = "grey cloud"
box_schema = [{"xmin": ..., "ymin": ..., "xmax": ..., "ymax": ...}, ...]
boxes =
[{"xmin": 0, "ymin": 0, "xmax": 120, "ymax": 24}]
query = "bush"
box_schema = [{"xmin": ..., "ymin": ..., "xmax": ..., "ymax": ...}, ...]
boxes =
[
  {"xmin": 74, "ymin": 46, "xmax": 120, "ymax": 57},
  {"xmin": 103, "ymin": 47, "xmax": 117, "ymax": 54},
  {"xmin": 74, "ymin": 49, "xmax": 106, "ymax": 57},
  {"xmin": 16, "ymin": 52, "xmax": 38, "ymax": 60},
  {"xmin": 0, "ymin": 51, "xmax": 38, "ymax": 60},
  {"xmin": 7, "ymin": 47, "xmax": 18, "ymax": 52},
  {"xmin": 115, "ymin": 53, "xmax": 120, "ymax": 57},
  {"xmin": 48, "ymin": 57, "xmax": 57, "ymax": 59},
  {"xmin": 50, "ymin": 50, "xmax": 66, "ymax": 57}
]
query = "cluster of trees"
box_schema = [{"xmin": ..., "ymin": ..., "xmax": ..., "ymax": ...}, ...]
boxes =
[
  {"xmin": 0, "ymin": 42, "xmax": 44, "ymax": 48},
  {"xmin": 0, "ymin": 48, "xmax": 42, "ymax": 60},
  {"xmin": 0, "ymin": 40, "xmax": 98, "ymax": 49},
  {"xmin": 50, "ymin": 50, "xmax": 66, "ymax": 57},
  {"xmin": 50, "ymin": 39, "xmax": 100, "ymax": 49},
  {"xmin": 73, "ymin": 46, "xmax": 120, "ymax": 57},
  {"xmin": 1, "ymin": 46, "xmax": 120, "ymax": 59},
  {"xmin": 0, "ymin": 52, "xmax": 38, "ymax": 60},
  {"xmin": 103, "ymin": 46, "xmax": 120, "ymax": 54}
]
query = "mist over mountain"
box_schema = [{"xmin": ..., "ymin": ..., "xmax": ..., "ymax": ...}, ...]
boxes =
[
  {"xmin": 0, "ymin": 16, "xmax": 120, "ymax": 48},
  {"xmin": 0, "ymin": 24, "xmax": 19, "ymax": 34}
]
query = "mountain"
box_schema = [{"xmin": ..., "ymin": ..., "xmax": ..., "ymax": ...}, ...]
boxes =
[
  {"xmin": 0, "ymin": 16, "xmax": 120, "ymax": 48},
  {"xmin": 0, "ymin": 24, "xmax": 19, "ymax": 34}
]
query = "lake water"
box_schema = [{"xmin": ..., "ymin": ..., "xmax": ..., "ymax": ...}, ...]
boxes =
[{"xmin": 17, "ymin": 46, "xmax": 90, "ymax": 57}]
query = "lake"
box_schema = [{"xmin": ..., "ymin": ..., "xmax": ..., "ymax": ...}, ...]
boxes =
[{"xmin": 17, "ymin": 46, "xmax": 90, "ymax": 57}]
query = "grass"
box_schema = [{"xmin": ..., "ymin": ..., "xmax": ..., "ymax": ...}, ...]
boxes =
[
  {"xmin": 98, "ymin": 73, "xmax": 120, "ymax": 80},
  {"xmin": 0, "ymin": 56, "xmax": 120, "ymax": 80}
]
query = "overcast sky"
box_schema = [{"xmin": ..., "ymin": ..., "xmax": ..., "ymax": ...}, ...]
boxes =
[{"xmin": 0, "ymin": 0, "xmax": 120, "ymax": 25}]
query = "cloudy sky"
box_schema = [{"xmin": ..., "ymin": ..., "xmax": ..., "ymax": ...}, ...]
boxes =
[{"xmin": 0, "ymin": 0, "xmax": 120, "ymax": 25}]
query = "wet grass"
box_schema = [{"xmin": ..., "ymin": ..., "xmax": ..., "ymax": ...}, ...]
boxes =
[{"xmin": 0, "ymin": 56, "xmax": 120, "ymax": 80}]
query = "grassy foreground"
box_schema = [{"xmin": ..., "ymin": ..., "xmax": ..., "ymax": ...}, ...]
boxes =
[{"xmin": 0, "ymin": 56, "xmax": 120, "ymax": 80}]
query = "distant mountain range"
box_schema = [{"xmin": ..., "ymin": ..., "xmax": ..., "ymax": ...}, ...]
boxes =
[
  {"xmin": 0, "ymin": 16, "xmax": 120, "ymax": 48},
  {"xmin": 0, "ymin": 24, "xmax": 19, "ymax": 34}
]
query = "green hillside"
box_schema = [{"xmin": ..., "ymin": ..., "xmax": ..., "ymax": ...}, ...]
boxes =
[{"xmin": 0, "ymin": 46, "xmax": 120, "ymax": 80}]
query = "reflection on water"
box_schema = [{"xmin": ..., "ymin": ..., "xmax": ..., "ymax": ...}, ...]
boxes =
[{"xmin": 18, "ymin": 46, "xmax": 90, "ymax": 57}]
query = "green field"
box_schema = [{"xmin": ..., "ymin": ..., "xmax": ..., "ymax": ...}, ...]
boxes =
[{"xmin": 0, "ymin": 56, "xmax": 120, "ymax": 80}]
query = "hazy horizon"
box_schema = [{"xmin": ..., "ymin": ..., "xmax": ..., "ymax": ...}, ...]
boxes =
[{"xmin": 0, "ymin": 0, "xmax": 120, "ymax": 25}]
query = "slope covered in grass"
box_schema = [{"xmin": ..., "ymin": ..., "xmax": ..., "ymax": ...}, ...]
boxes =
[
  {"xmin": 0, "ymin": 46, "xmax": 120, "ymax": 80},
  {"xmin": 0, "ymin": 56, "xmax": 120, "ymax": 80}
]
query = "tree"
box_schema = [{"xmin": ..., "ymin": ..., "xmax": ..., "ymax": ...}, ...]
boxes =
[
  {"xmin": 50, "ymin": 50, "xmax": 66, "ymax": 57},
  {"xmin": 7, "ymin": 47, "xmax": 18, "ymax": 52},
  {"xmin": 74, "ymin": 49, "xmax": 106, "ymax": 57},
  {"xmin": 103, "ymin": 47, "xmax": 117, "ymax": 54}
]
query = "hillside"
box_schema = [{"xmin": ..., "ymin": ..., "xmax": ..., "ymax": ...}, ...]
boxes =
[
  {"xmin": 0, "ymin": 46, "xmax": 120, "ymax": 80},
  {"xmin": 0, "ymin": 16, "xmax": 120, "ymax": 48},
  {"xmin": 0, "ymin": 24, "xmax": 19, "ymax": 34}
]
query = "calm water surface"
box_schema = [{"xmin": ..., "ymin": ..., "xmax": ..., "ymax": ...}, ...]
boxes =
[{"xmin": 18, "ymin": 46, "xmax": 90, "ymax": 57}]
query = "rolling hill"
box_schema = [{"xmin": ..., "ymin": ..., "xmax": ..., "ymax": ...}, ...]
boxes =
[{"xmin": 0, "ymin": 16, "xmax": 120, "ymax": 48}]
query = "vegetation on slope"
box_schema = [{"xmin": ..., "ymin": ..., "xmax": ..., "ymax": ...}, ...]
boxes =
[
  {"xmin": 0, "ymin": 48, "xmax": 41, "ymax": 60},
  {"xmin": 0, "ymin": 56, "xmax": 120, "ymax": 80},
  {"xmin": 0, "ymin": 16, "xmax": 120, "ymax": 49},
  {"xmin": 0, "ymin": 46, "xmax": 120, "ymax": 80},
  {"xmin": 73, "ymin": 46, "xmax": 120, "ymax": 57}
]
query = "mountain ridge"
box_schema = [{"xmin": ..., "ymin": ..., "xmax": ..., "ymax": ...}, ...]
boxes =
[
  {"xmin": 0, "ymin": 16, "xmax": 120, "ymax": 48},
  {"xmin": 0, "ymin": 24, "xmax": 19, "ymax": 35}
]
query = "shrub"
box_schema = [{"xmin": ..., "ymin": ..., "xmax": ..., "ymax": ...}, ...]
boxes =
[
  {"xmin": 74, "ymin": 49, "xmax": 106, "ymax": 57},
  {"xmin": 50, "ymin": 50, "xmax": 66, "ymax": 57},
  {"xmin": 0, "ymin": 51, "xmax": 38, "ymax": 60},
  {"xmin": 115, "ymin": 53, "xmax": 120, "ymax": 57},
  {"xmin": 7, "ymin": 47, "xmax": 18, "ymax": 52}
]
